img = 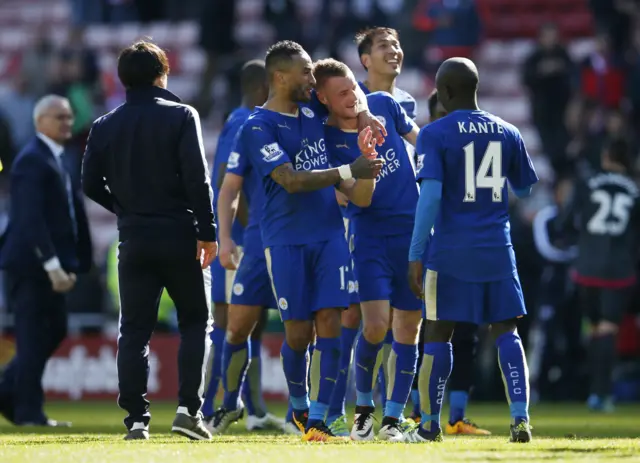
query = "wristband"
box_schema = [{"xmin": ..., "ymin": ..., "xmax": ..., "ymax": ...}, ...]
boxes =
[{"xmin": 338, "ymin": 164, "xmax": 353, "ymax": 180}]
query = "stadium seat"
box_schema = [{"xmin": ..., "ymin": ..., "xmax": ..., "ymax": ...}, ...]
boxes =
[
  {"xmin": 479, "ymin": 68, "xmax": 522, "ymax": 97},
  {"xmin": 0, "ymin": 28, "xmax": 31, "ymax": 52},
  {"xmin": 174, "ymin": 21, "xmax": 199, "ymax": 48},
  {"xmin": 520, "ymin": 126, "xmax": 541, "ymax": 152},
  {"xmin": 115, "ymin": 24, "xmax": 143, "ymax": 49},
  {"xmin": 145, "ymin": 22, "xmax": 172, "ymax": 46},
  {"xmin": 85, "ymin": 26, "xmax": 119, "ymax": 49},
  {"xmin": 179, "ymin": 49, "xmax": 206, "ymax": 76},
  {"xmin": 481, "ymin": 97, "xmax": 529, "ymax": 126},
  {"xmin": 569, "ymin": 39, "xmax": 596, "ymax": 61},
  {"xmin": 476, "ymin": 40, "xmax": 509, "ymax": 66},
  {"xmin": 512, "ymin": 40, "xmax": 536, "ymax": 64}
]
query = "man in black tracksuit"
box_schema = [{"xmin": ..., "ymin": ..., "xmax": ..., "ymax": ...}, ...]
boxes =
[
  {"xmin": 82, "ymin": 41, "xmax": 217, "ymax": 441},
  {"xmin": 558, "ymin": 138, "xmax": 640, "ymax": 412}
]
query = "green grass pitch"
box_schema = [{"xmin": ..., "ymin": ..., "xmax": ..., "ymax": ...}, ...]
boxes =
[{"xmin": 1, "ymin": 401, "xmax": 639, "ymax": 462}]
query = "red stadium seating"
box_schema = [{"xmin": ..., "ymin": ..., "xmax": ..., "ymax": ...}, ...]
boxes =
[{"xmin": 478, "ymin": 0, "xmax": 594, "ymax": 39}]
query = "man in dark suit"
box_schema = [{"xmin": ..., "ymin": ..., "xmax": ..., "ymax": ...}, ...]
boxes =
[
  {"xmin": 82, "ymin": 41, "xmax": 217, "ymax": 441},
  {"xmin": 0, "ymin": 95, "xmax": 92, "ymax": 426}
]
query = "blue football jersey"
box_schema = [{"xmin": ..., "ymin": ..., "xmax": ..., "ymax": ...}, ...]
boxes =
[
  {"xmin": 226, "ymin": 127, "xmax": 265, "ymax": 258},
  {"xmin": 416, "ymin": 109, "xmax": 538, "ymax": 282},
  {"xmin": 326, "ymin": 92, "xmax": 418, "ymax": 236},
  {"xmin": 359, "ymin": 82, "xmax": 417, "ymax": 120},
  {"xmin": 242, "ymin": 105, "xmax": 345, "ymax": 247},
  {"xmin": 212, "ymin": 107, "xmax": 251, "ymax": 245}
]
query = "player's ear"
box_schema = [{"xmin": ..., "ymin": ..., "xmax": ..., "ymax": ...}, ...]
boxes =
[
  {"xmin": 316, "ymin": 89, "xmax": 328, "ymax": 105},
  {"xmin": 274, "ymin": 70, "xmax": 285, "ymax": 87},
  {"xmin": 361, "ymin": 54, "xmax": 371, "ymax": 71}
]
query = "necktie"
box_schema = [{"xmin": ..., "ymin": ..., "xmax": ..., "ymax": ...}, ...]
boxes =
[{"xmin": 57, "ymin": 152, "xmax": 78, "ymax": 239}]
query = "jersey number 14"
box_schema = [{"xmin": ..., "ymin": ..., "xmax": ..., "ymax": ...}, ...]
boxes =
[{"xmin": 463, "ymin": 141, "xmax": 506, "ymax": 203}]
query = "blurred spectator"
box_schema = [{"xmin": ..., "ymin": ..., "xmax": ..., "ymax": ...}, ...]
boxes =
[
  {"xmin": 69, "ymin": 0, "xmax": 104, "ymax": 24},
  {"xmin": 328, "ymin": 0, "xmax": 393, "ymax": 58},
  {"xmin": 580, "ymin": 33, "xmax": 626, "ymax": 109},
  {"xmin": 0, "ymin": 114, "xmax": 14, "ymax": 177},
  {"xmin": 48, "ymin": 51, "xmax": 98, "ymax": 172},
  {"xmin": 522, "ymin": 23, "xmax": 574, "ymax": 173},
  {"xmin": 529, "ymin": 177, "xmax": 582, "ymax": 401},
  {"xmin": 195, "ymin": 0, "xmax": 238, "ymax": 118},
  {"xmin": 135, "ymin": 0, "xmax": 165, "ymax": 23},
  {"xmin": 265, "ymin": 0, "xmax": 302, "ymax": 45},
  {"xmin": 413, "ymin": 0, "xmax": 481, "ymax": 64},
  {"xmin": 20, "ymin": 31, "xmax": 56, "ymax": 98},
  {"xmin": 60, "ymin": 27, "xmax": 101, "ymax": 90},
  {"xmin": 565, "ymin": 98, "xmax": 605, "ymax": 175},
  {"xmin": 589, "ymin": 0, "xmax": 637, "ymax": 56},
  {"xmin": 0, "ymin": 75, "xmax": 36, "ymax": 157},
  {"xmin": 107, "ymin": 0, "xmax": 139, "ymax": 23},
  {"xmin": 625, "ymin": 26, "xmax": 640, "ymax": 127}
]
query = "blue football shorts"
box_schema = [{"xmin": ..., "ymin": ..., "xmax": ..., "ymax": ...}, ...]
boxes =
[
  {"xmin": 423, "ymin": 270, "xmax": 527, "ymax": 324},
  {"xmin": 229, "ymin": 252, "xmax": 276, "ymax": 308},
  {"xmin": 265, "ymin": 235, "xmax": 350, "ymax": 321},
  {"xmin": 353, "ymin": 232, "xmax": 421, "ymax": 311}
]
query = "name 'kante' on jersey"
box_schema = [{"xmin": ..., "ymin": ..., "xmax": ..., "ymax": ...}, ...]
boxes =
[{"xmin": 416, "ymin": 110, "xmax": 539, "ymax": 282}]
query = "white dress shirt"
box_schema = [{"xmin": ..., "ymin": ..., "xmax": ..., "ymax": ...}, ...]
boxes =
[{"xmin": 37, "ymin": 132, "xmax": 75, "ymax": 272}]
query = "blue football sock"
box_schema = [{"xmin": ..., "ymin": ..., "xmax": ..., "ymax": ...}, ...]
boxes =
[
  {"xmin": 327, "ymin": 326, "xmax": 358, "ymax": 423},
  {"xmin": 411, "ymin": 388, "xmax": 421, "ymax": 417},
  {"xmin": 377, "ymin": 329, "xmax": 394, "ymax": 409},
  {"xmin": 384, "ymin": 342, "xmax": 418, "ymax": 419},
  {"xmin": 307, "ymin": 343, "xmax": 316, "ymax": 396},
  {"xmin": 449, "ymin": 391, "xmax": 469, "ymax": 423},
  {"xmin": 355, "ymin": 335, "xmax": 383, "ymax": 407},
  {"xmin": 308, "ymin": 336, "xmax": 341, "ymax": 428},
  {"xmin": 281, "ymin": 341, "xmax": 310, "ymax": 411},
  {"xmin": 222, "ymin": 339, "xmax": 251, "ymax": 410},
  {"xmin": 419, "ymin": 342, "xmax": 453, "ymax": 433},
  {"xmin": 496, "ymin": 331, "xmax": 529, "ymax": 425},
  {"xmin": 202, "ymin": 327, "xmax": 225, "ymax": 416},
  {"xmin": 242, "ymin": 338, "xmax": 266, "ymax": 417}
]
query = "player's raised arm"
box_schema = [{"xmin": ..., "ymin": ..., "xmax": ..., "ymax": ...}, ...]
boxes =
[
  {"xmin": 355, "ymin": 86, "xmax": 388, "ymax": 145},
  {"xmin": 271, "ymin": 156, "xmax": 382, "ymax": 193},
  {"xmin": 245, "ymin": 121, "xmax": 383, "ymax": 194},
  {"xmin": 384, "ymin": 93, "xmax": 420, "ymax": 146},
  {"xmin": 403, "ymin": 126, "xmax": 420, "ymax": 147}
]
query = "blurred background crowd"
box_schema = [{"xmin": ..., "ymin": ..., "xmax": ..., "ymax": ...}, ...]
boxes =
[{"xmin": 0, "ymin": 0, "xmax": 639, "ymax": 404}]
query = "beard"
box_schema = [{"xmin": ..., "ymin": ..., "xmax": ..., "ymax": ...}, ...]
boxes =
[{"xmin": 290, "ymin": 85, "xmax": 311, "ymax": 103}]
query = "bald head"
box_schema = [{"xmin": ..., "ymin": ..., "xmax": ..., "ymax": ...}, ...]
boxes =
[
  {"xmin": 33, "ymin": 95, "xmax": 74, "ymax": 144},
  {"xmin": 435, "ymin": 58, "xmax": 479, "ymax": 112}
]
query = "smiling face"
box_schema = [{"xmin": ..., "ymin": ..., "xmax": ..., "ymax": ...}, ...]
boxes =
[
  {"xmin": 283, "ymin": 52, "xmax": 316, "ymax": 103},
  {"xmin": 318, "ymin": 74, "xmax": 359, "ymax": 119},
  {"xmin": 362, "ymin": 32, "xmax": 404, "ymax": 78}
]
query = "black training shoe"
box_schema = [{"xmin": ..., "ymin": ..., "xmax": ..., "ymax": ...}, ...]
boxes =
[
  {"xmin": 510, "ymin": 421, "xmax": 533, "ymax": 443},
  {"xmin": 206, "ymin": 406, "xmax": 244, "ymax": 435},
  {"xmin": 415, "ymin": 426, "xmax": 444, "ymax": 442},
  {"xmin": 124, "ymin": 422, "xmax": 149, "ymax": 440}
]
